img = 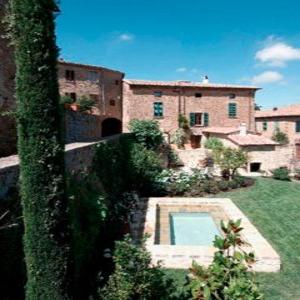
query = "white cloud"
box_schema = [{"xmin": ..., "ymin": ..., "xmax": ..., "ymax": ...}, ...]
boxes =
[
  {"xmin": 176, "ymin": 67, "xmax": 187, "ymax": 72},
  {"xmin": 255, "ymin": 42, "xmax": 300, "ymax": 67},
  {"xmin": 251, "ymin": 71, "xmax": 283, "ymax": 85},
  {"xmin": 118, "ymin": 33, "xmax": 134, "ymax": 42}
]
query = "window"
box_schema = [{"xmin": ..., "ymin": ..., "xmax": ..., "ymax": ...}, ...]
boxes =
[
  {"xmin": 195, "ymin": 93, "xmax": 202, "ymax": 98},
  {"xmin": 110, "ymin": 99, "xmax": 116, "ymax": 106},
  {"xmin": 153, "ymin": 102, "xmax": 163, "ymax": 117},
  {"xmin": 65, "ymin": 92, "xmax": 76, "ymax": 102},
  {"xmin": 88, "ymin": 71, "xmax": 98, "ymax": 82},
  {"xmin": 115, "ymin": 80, "xmax": 120, "ymax": 85},
  {"xmin": 228, "ymin": 103, "xmax": 237, "ymax": 118},
  {"xmin": 65, "ymin": 70, "xmax": 75, "ymax": 81},
  {"xmin": 296, "ymin": 121, "xmax": 300, "ymax": 133},
  {"xmin": 274, "ymin": 121, "xmax": 279, "ymax": 130},
  {"xmin": 195, "ymin": 113, "xmax": 203, "ymax": 125},
  {"xmin": 154, "ymin": 91, "xmax": 162, "ymax": 97},
  {"xmin": 263, "ymin": 121, "xmax": 268, "ymax": 131},
  {"xmin": 189, "ymin": 112, "xmax": 209, "ymax": 127},
  {"xmin": 229, "ymin": 93, "xmax": 236, "ymax": 99}
]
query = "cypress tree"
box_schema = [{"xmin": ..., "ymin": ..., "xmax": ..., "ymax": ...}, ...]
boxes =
[{"xmin": 10, "ymin": 0, "xmax": 70, "ymax": 298}]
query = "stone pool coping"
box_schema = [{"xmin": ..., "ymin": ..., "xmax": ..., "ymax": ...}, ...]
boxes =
[{"xmin": 144, "ymin": 197, "xmax": 281, "ymax": 272}]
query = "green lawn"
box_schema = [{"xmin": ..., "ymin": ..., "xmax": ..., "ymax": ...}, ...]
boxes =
[{"xmin": 165, "ymin": 178, "xmax": 300, "ymax": 299}]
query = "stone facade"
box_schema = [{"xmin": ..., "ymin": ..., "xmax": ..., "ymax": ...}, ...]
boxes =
[
  {"xmin": 123, "ymin": 80, "xmax": 257, "ymax": 135},
  {"xmin": 0, "ymin": 52, "xmax": 125, "ymax": 157},
  {"xmin": 256, "ymin": 109, "xmax": 300, "ymax": 166},
  {"xmin": 58, "ymin": 60, "xmax": 124, "ymax": 124},
  {"xmin": 0, "ymin": 135, "xmax": 121, "ymax": 200},
  {"xmin": 0, "ymin": 0, "xmax": 17, "ymax": 157}
]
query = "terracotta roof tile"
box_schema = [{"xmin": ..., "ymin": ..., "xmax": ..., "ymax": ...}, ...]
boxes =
[
  {"xmin": 228, "ymin": 133, "xmax": 278, "ymax": 146},
  {"xmin": 124, "ymin": 79, "xmax": 259, "ymax": 90},
  {"xmin": 255, "ymin": 104, "xmax": 300, "ymax": 118}
]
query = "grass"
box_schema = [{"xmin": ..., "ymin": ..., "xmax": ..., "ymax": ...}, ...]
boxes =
[{"xmin": 164, "ymin": 178, "xmax": 300, "ymax": 299}]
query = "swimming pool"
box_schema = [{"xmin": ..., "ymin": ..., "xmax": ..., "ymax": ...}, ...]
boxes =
[
  {"xmin": 143, "ymin": 197, "xmax": 281, "ymax": 272},
  {"xmin": 170, "ymin": 212, "xmax": 220, "ymax": 246}
]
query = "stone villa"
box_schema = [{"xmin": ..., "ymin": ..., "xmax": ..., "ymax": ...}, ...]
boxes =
[
  {"xmin": 123, "ymin": 79, "xmax": 258, "ymax": 147},
  {"xmin": 256, "ymin": 105, "xmax": 300, "ymax": 165}
]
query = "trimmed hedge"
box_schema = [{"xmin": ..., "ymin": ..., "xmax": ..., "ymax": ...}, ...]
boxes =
[{"xmin": 11, "ymin": 0, "xmax": 71, "ymax": 298}]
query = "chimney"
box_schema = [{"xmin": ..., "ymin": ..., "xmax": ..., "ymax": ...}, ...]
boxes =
[
  {"xmin": 202, "ymin": 75, "xmax": 209, "ymax": 84},
  {"xmin": 239, "ymin": 123, "xmax": 247, "ymax": 136}
]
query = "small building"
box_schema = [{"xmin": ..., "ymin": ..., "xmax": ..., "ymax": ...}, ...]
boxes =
[
  {"xmin": 256, "ymin": 105, "xmax": 300, "ymax": 164},
  {"xmin": 123, "ymin": 79, "xmax": 259, "ymax": 148},
  {"xmin": 202, "ymin": 124, "xmax": 284, "ymax": 173},
  {"xmin": 58, "ymin": 60, "xmax": 125, "ymax": 138}
]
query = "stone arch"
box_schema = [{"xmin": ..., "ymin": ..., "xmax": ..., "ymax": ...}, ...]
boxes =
[{"xmin": 102, "ymin": 118, "xmax": 122, "ymax": 137}]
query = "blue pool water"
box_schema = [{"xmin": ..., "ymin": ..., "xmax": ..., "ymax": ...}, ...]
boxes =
[{"xmin": 170, "ymin": 212, "xmax": 220, "ymax": 246}]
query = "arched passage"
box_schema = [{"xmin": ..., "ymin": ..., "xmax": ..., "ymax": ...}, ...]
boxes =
[{"xmin": 102, "ymin": 118, "xmax": 122, "ymax": 137}]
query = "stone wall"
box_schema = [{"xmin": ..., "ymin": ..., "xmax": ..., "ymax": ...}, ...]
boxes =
[
  {"xmin": 0, "ymin": 0, "xmax": 17, "ymax": 157},
  {"xmin": 65, "ymin": 111, "xmax": 103, "ymax": 143},
  {"xmin": 123, "ymin": 82, "xmax": 256, "ymax": 134},
  {"xmin": 0, "ymin": 135, "xmax": 121, "ymax": 200}
]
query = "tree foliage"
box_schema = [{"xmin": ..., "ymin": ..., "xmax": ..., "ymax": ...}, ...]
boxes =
[
  {"xmin": 187, "ymin": 220, "xmax": 263, "ymax": 300},
  {"xmin": 213, "ymin": 147, "xmax": 248, "ymax": 180},
  {"xmin": 100, "ymin": 235, "xmax": 177, "ymax": 300},
  {"xmin": 129, "ymin": 119, "xmax": 164, "ymax": 150},
  {"xmin": 10, "ymin": 0, "xmax": 71, "ymax": 298},
  {"xmin": 272, "ymin": 128, "xmax": 289, "ymax": 145}
]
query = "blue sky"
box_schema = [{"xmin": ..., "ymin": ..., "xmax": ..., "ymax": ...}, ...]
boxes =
[{"xmin": 56, "ymin": 0, "xmax": 300, "ymax": 109}]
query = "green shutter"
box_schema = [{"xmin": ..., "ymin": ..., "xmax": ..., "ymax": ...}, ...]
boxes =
[
  {"xmin": 154, "ymin": 102, "xmax": 163, "ymax": 117},
  {"xmin": 204, "ymin": 113, "xmax": 209, "ymax": 126},
  {"xmin": 296, "ymin": 121, "xmax": 300, "ymax": 133},
  {"xmin": 263, "ymin": 122, "xmax": 268, "ymax": 131},
  {"xmin": 190, "ymin": 112, "xmax": 196, "ymax": 126},
  {"xmin": 228, "ymin": 103, "xmax": 237, "ymax": 118}
]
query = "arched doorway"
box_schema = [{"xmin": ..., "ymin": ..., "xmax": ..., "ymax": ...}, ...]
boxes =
[{"xmin": 102, "ymin": 118, "xmax": 122, "ymax": 137}]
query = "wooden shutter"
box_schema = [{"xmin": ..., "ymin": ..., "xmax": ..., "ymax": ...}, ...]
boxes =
[
  {"xmin": 190, "ymin": 112, "xmax": 196, "ymax": 126},
  {"xmin": 228, "ymin": 103, "xmax": 237, "ymax": 118},
  {"xmin": 204, "ymin": 113, "xmax": 209, "ymax": 126}
]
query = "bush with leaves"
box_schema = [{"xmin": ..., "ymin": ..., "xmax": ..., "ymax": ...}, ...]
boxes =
[
  {"xmin": 100, "ymin": 235, "xmax": 177, "ymax": 300},
  {"xmin": 187, "ymin": 220, "xmax": 263, "ymax": 300},
  {"xmin": 204, "ymin": 137, "xmax": 224, "ymax": 151},
  {"xmin": 76, "ymin": 95, "xmax": 95, "ymax": 112},
  {"xmin": 213, "ymin": 147, "xmax": 248, "ymax": 180},
  {"xmin": 272, "ymin": 167, "xmax": 290, "ymax": 181},
  {"xmin": 171, "ymin": 128, "xmax": 186, "ymax": 149},
  {"xmin": 129, "ymin": 119, "xmax": 164, "ymax": 150},
  {"xmin": 178, "ymin": 114, "xmax": 189, "ymax": 130},
  {"xmin": 272, "ymin": 128, "xmax": 289, "ymax": 145}
]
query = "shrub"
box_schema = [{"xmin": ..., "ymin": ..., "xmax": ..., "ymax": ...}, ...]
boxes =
[
  {"xmin": 178, "ymin": 114, "xmax": 189, "ymax": 130},
  {"xmin": 127, "ymin": 143, "xmax": 163, "ymax": 195},
  {"xmin": 77, "ymin": 96, "xmax": 95, "ymax": 112},
  {"xmin": 129, "ymin": 119, "xmax": 164, "ymax": 150},
  {"xmin": 218, "ymin": 180, "xmax": 230, "ymax": 191},
  {"xmin": 186, "ymin": 220, "xmax": 263, "ymax": 300},
  {"xmin": 272, "ymin": 167, "xmax": 291, "ymax": 181},
  {"xmin": 100, "ymin": 236, "xmax": 176, "ymax": 300},
  {"xmin": 213, "ymin": 147, "xmax": 248, "ymax": 180},
  {"xmin": 204, "ymin": 137, "xmax": 224, "ymax": 151},
  {"xmin": 60, "ymin": 95, "xmax": 74, "ymax": 105},
  {"xmin": 272, "ymin": 128, "xmax": 289, "ymax": 145},
  {"xmin": 68, "ymin": 174, "xmax": 108, "ymax": 297},
  {"xmin": 171, "ymin": 128, "xmax": 186, "ymax": 149}
]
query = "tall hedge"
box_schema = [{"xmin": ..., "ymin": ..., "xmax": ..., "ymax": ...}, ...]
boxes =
[{"xmin": 10, "ymin": 0, "xmax": 70, "ymax": 298}]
